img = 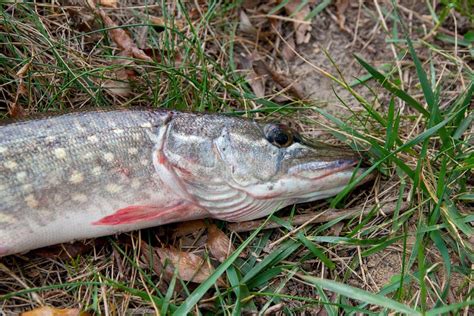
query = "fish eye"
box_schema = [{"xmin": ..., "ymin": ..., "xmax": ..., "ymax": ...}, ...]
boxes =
[{"xmin": 264, "ymin": 124, "xmax": 298, "ymax": 148}]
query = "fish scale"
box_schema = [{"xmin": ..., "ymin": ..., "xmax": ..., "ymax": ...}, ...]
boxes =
[{"xmin": 0, "ymin": 108, "xmax": 365, "ymax": 256}]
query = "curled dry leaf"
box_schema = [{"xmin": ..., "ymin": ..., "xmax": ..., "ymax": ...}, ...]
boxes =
[
  {"xmin": 238, "ymin": 53, "xmax": 266, "ymax": 98},
  {"xmin": 156, "ymin": 247, "xmax": 226, "ymax": 287},
  {"xmin": 20, "ymin": 306, "xmax": 91, "ymax": 316},
  {"xmin": 239, "ymin": 10, "xmax": 256, "ymax": 35},
  {"xmin": 102, "ymin": 51, "xmax": 137, "ymax": 97},
  {"xmin": 9, "ymin": 60, "xmax": 32, "ymax": 118},
  {"xmin": 253, "ymin": 60, "xmax": 306, "ymax": 101},
  {"xmin": 335, "ymin": 0, "xmax": 349, "ymax": 30},
  {"xmin": 146, "ymin": 15, "xmax": 186, "ymax": 31},
  {"xmin": 173, "ymin": 219, "xmax": 206, "ymax": 238},
  {"xmin": 284, "ymin": 0, "xmax": 312, "ymax": 44},
  {"xmin": 207, "ymin": 224, "xmax": 235, "ymax": 263},
  {"xmin": 139, "ymin": 241, "xmax": 174, "ymax": 293},
  {"xmin": 86, "ymin": 0, "xmax": 152, "ymax": 62},
  {"xmin": 98, "ymin": 0, "xmax": 117, "ymax": 8},
  {"xmin": 281, "ymin": 35, "xmax": 296, "ymax": 60},
  {"xmin": 102, "ymin": 68, "xmax": 134, "ymax": 97}
]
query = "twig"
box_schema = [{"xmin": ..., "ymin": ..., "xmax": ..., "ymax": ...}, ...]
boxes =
[{"xmin": 228, "ymin": 201, "xmax": 409, "ymax": 233}]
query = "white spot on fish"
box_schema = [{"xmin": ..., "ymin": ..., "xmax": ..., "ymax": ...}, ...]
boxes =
[
  {"xmin": 83, "ymin": 152, "xmax": 94, "ymax": 159},
  {"xmin": 131, "ymin": 179, "xmax": 141, "ymax": 189},
  {"xmin": 72, "ymin": 193, "xmax": 88, "ymax": 203},
  {"xmin": 106, "ymin": 184, "xmax": 122, "ymax": 193},
  {"xmin": 75, "ymin": 122, "xmax": 85, "ymax": 131},
  {"xmin": 54, "ymin": 148, "xmax": 67, "ymax": 159},
  {"xmin": 16, "ymin": 171, "xmax": 27, "ymax": 181},
  {"xmin": 128, "ymin": 147, "xmax": 138, "ymax": 155},
  {"xmin": 0, "ymin": 213, "xmax": 15, "ymax": 224},
  {"xmin": 114, "ymin": 129, "xmax": 124, "ymax": 135},
  {"xmin": 132, "ymin": 134, "xmax": 141, "ymax": 141},
  {"xmin": 104, "ymin": 152, "xmax": 115, "ymax": 162},
  {"xmin": 69, "ymin": 171, "xmax": 84, "ymax": 183},
  {"xmin": 45, "ymin": 135, "xmax": 56, "ymax": 143},
  {"xmin": 0, "ymin": 146, "xmax": 7, "ymax": 154},
  {"xmin": 140, "ymin": 159, "xmax": 149, "ymax": 166},
  {"xmin": 140, "ymin": 122, "xmax": 153, "ymax": 128},
  {"xmin": 92, "ymin": 166, "xmax": 102, "ymax": 176},
  {"xmin": 25, "ymin": 194, "xmax": 39, "ymax": 208},
  {"xmin": 4, "ymin": 160, "xmax": 18, "ymax": 170},
  {"xmin": 88, "ymin": 135, "xmax": 99, "ymax": 143}
]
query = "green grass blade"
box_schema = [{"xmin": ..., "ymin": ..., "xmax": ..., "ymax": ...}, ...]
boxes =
[
  {"xmin": 426, "ymin": 300, "xmax": 474, "ymax": 315},
  {"xmin": 354, "ymin": 55, "xmax": 429, "ymax": 117},
  {"xmin": 299, "ymin": 275, "xmax": 421, "ymax": 315}
]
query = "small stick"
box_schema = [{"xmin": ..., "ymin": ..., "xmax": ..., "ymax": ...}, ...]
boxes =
[{"xmin": 228, "ymin": 201, "xmax": 409, "ymax": 233}]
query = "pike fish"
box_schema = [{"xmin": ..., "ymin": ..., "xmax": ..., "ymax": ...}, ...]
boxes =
[{"xmin": 0, "ymin": 109, "xmax": 365, "ymax": 256}]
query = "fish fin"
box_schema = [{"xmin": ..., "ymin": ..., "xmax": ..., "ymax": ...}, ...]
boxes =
[{"xmin": 92, "ymin": 201, "xmax": 201, "ymax": 226}]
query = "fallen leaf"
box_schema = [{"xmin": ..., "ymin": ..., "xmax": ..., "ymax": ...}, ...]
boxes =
[
  {"xmin": 102, "ymin": 51, "xmax": 137, "ymax": 97},
  {"xmin": 20, "ymin": 306, "xmax": 91, "ymax": 316},
  {"xmin": 9, "ymin": 59, "xmax": 32, "ymax": 118},
  {"xmin": 86, "ymin": 0, "xmax": 152, "ymax": 62},
  {"xmin": 102, "ymin": 68, "xmax": 133, "ymax": 97},
  {"xmin": 329, "ymin": 222, "xmax": 344, "ymax": 237},
  {"xmin": 237, "ymin": 53, "xmax": 266, "ymax": 98},
  {"xmin": 156, "ymin": 247, "xmax": 226, "ymax": 287},
  {"xmin": 146, "ymin": 15, "xmax": 186, "ymax": 31},
  {"xmin": 98, "ymin": 0, "xmax": 117, "ymax": 8},
  {"xmin": 140, "ymin": 241, "xmax": 174, "ymax": 292},
  {"xmin": 16, "ymin": 60, "xmax": 32, "ymax": 78},
  {"xmin": 173, "ymin": 220, "xmax": 206, "ymax": 238},
  {"xmin": 254, "ymin": 60, "xmax": 306, "ymax": 100},
  {"xmin": 284, "ymin": 0, "xmax": 312, "ymax": 44},
  {"xmin": 207, "ymin": 224, "xmax": 235, "ymax": 263},
  {"xmin": 335, "ymin": 0, "xmax": 349, "ymax": 30},
  {"xmin": 239, "ymin": 10, "xmax": 257, "ymax": 35},
  {"xmin": 281, "ymin": 35, "xmax": 296, "ymax": 60}
]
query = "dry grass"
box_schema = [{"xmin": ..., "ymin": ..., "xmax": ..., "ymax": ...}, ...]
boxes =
[{"xmin": 1, "ymin": 0, "xmax": 473, "ymax": 315}]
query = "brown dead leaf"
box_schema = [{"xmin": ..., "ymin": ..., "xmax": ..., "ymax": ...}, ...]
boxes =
[
  {"xmin": 146, "ymin": 15, "xmax": 186, "ymax": 31},
  {"xmin": 98, "ymin": 0, "xmax": 117, "ymax": 8},
  {"xmin": 254, "ymin": 60, "xmax": 306, "ymax": 100},
  {"xmin": 102, "ymin": 52, "xmax": 137, "ymax": 97},
  {"xmin": 86, "ymin": 0, "xmax": 152, "ymax": 62},
  {"xmin": 207, "ymin": 224, "xmax": 235, "ymax": 263},
  {"xmin": 102, "ymin": 68, "xmax": 133, "ymax": 97},
  {"xmin": 20, "ymin": 306, "xmax": 91, "ymax": 316},
  {"xmin": 173, "ymin": 219, "xmax": 206, "ymax": 238},
  {"xmin": 281, "ymin": 35, "xmax": 296, "ymax": 60},
  {"xmin": 238, "ymin": 53, "xmax": 266, "ymax": 98},
  {"xmin": 16, "ymin": 60, "xmax": 32, "ymax": 78},
  {"xmin": 156, "ymin": 247, "xmax": 226, "ymax": 287},
  {"xmin": 8, "ymin": 59, "xmax": 33, "ymax": 118},
  {"xmin": 284, "ymin": 0, "xmax": 312, "ymax": 44},
  {"xmin": 335, "ymin": 0, "xmax": 349, "ymax": 30},
  {"xmin": 239, "ymin": 10, "xmax": 256, "ymax": 35},
  {"xmin": 140, "ymin": 241, "xmax": 175, "ymax": 292}
]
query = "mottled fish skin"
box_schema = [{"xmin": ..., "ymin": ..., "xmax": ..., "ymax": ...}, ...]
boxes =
[
  {"xmin": 0, "ymin": 109, "xmax": 182, "ymax": 255},
  {"xmin": 0, "ymin": 109, "xmax": 365, "ymax": 256}
]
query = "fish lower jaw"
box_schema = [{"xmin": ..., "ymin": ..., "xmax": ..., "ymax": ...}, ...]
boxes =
[{"xmin": 294, "ymin": 185, "xmax": 349, "ymax": 203}]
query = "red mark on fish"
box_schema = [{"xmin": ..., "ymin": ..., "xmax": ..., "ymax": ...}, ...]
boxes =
[{"xmin": 92, "ymin": 201, "xmax": 194, "ymax": 225}]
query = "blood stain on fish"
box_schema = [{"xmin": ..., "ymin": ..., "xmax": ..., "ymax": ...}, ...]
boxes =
[{"xmin": 92, "ymin": 201, "xmax": 195, "ymax": 225}]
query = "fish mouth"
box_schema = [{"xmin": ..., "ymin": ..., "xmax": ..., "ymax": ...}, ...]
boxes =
[{"xmin": 288, "ymin": 157, "xmax": 360, "ymax": 181}]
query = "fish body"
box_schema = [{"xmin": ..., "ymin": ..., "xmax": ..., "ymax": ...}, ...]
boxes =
[{"xmin": 0, "ymin": 109, "xmax": 363, "ymax": 256}]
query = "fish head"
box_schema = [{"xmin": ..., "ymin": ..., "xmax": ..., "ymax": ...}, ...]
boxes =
[{"xmin": 162, "ymin": 114, "xmax": 368, "ymax": 221}]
